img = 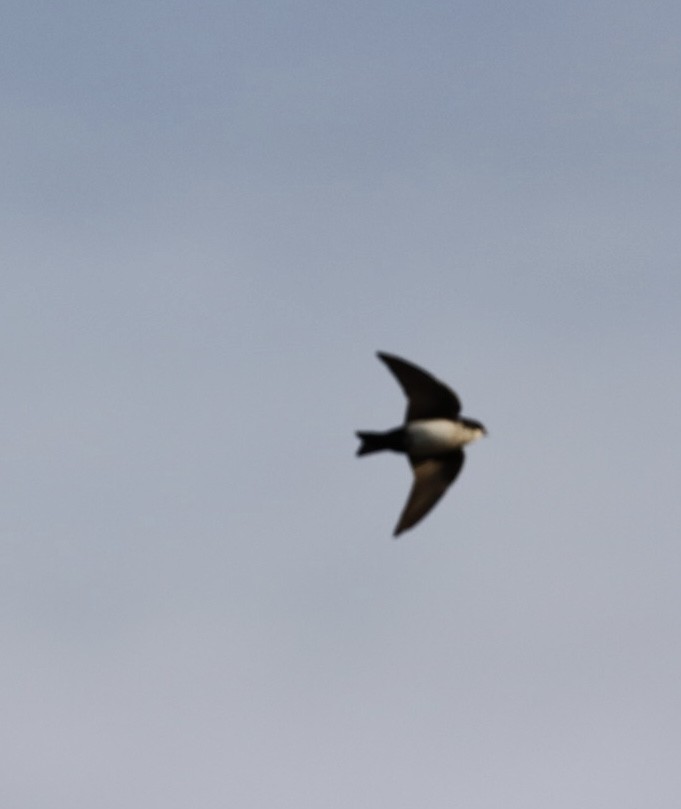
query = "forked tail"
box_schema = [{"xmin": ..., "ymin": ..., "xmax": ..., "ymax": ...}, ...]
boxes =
[{"xmin": 355, "ymin": 428, "xmax": 404, "ymax": 456}]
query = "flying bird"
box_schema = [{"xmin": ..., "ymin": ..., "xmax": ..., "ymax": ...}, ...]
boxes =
[{"xmin": 356, "ymin": 352, "xmax": 486, "ymax": 537}]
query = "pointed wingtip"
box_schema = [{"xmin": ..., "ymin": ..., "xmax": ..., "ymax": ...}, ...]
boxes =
[{"xmin": 376, "ymin": 351, "xmax": 403, "ymax": 373}]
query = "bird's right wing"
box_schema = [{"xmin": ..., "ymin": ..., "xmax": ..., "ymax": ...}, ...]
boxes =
[{"xmin": 378, "ymin": 352, "xmax": 461, "ymax": 421}]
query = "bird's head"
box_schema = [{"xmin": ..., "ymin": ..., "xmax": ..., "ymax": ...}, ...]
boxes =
[{"xmin": 461, "ymin": 418, "xmax": 487, "ymax": 441}]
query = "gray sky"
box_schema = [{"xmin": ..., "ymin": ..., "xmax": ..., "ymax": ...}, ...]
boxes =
[{"xmin": 2, "ymin": 1, "xmax": 681, "ymax": 806}]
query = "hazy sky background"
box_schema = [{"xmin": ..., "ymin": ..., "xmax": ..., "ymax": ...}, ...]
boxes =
[{"xmin": 2, "ymin": 1, "xmax": 681, "ymax": 806}]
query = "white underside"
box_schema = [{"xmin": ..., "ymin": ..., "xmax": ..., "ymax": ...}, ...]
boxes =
[{"xmin": 406, "ymin": 419, "xmax": 483, "ymax": 456}]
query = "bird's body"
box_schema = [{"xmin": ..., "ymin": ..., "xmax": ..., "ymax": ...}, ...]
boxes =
[
  {"xmin": 356, "ymin": 352, "xmax": 486, "ymax": 537},
  {"xmin": 405, "ymin": 419, "xmax": 483, "ymax": 456}
]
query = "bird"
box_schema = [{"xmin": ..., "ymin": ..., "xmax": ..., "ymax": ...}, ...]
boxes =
[{"xmin": 356, "ymin": 352, "xmax": 486, "ymax": 537}]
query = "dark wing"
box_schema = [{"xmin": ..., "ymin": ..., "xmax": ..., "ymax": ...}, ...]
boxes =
[
  {"xmin": 377, "ymin": 352, "xmax": 461, "ymax": 421},
  {"xmin": 393, "ymin": 451, "xmax": 465, "ymax": 536}
]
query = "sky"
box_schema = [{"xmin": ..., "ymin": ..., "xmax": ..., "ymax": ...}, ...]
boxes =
[{"xmin": 2, "ymin": 1, "xmax": 681, "ymax": 806}]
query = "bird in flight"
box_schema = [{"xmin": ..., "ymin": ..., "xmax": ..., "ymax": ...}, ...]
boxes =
[{"xmin": 356, "ymin": 352, "xmax": 486, "ymax": 537}]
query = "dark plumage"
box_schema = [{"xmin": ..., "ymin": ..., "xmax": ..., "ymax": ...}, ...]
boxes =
[{"xmin": 356, "ymin": 352, "xmax": 486, "ymax": 537}]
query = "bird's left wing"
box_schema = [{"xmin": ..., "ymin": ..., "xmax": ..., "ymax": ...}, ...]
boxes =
[{"xmin": 393, "ymin": 451, "xmax": 465, "ymax": 536}]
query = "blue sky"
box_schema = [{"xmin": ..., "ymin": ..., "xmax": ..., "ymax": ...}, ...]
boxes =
[{"xmin": 2, "ymin": 1, "xmax": 681, "ymax": 806}]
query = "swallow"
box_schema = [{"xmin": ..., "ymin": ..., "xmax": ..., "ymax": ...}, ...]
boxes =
[{"xmin": 356, "ymin": 352, "xmax": 486, "ymax": 537}]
